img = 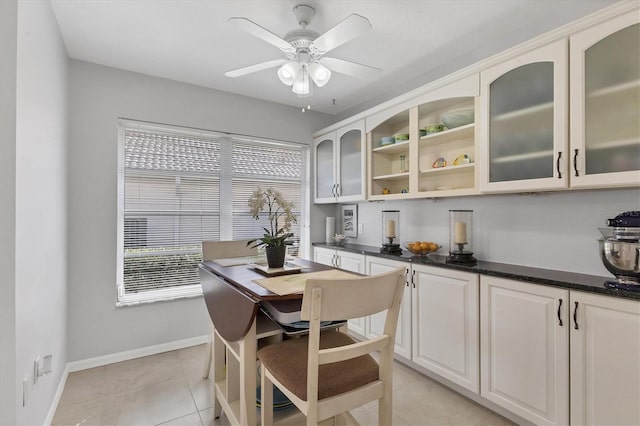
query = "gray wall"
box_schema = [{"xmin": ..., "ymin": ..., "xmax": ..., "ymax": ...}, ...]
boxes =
[
  {"xmin": 0, "ymin": 0, "xmax": 18, "ymax": 424},
  {"xmin": 67, "ymin": 60, "xmax": 333, "ymax": 361},
  {"xmin": 14, "ymin": 0, "xmax": 69, "ymax": 424},
  {"xmin": 333, "ymin": 188, "xmax": 640, "ymax": 277}
]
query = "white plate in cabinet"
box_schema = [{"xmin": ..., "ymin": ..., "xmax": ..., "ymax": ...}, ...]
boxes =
[
  {"xmin": 480, "ymin": 276, "xmax": 569, "ymax": 426},
  {"xmin": 569, "ymin": 10, "xmax": 640, "ymax": 188},
  {"xmin": 411, "ymin": 264, "xmax": 479, "ymax": 393}
]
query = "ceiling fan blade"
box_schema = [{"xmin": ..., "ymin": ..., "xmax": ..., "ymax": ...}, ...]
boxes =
[
  {"xmin": 229, "ymin": 17, "xmax": 295, "ymax": 54},
  {"xmin": 320, "ymin": 57, "xmax": 382, "ymax": 81},
  {"xmin": 311, "ymin": 14, "xmax": 372, "ymax": 55},
  {"xmin": 225, "ymin": 59, "xmax": 288, "ymax": 78}
]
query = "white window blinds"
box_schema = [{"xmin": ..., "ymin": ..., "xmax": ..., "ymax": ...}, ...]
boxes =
[{"xmin": 117, "ymin": 120, "xmax": 306, "ymax": 305}]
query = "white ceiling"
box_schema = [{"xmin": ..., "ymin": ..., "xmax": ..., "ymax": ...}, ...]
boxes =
[{"xmin": 50, "ymin": 0, "xmax": 616, "ymax": 115}]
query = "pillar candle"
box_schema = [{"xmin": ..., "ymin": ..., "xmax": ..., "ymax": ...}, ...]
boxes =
[
  {"xmin": 454, "ymin": 221, "xmax": 467, "ymax": 244},
  {"xmin": 386, "ymin": 220, "xmax": 396, "ymax": 238}
]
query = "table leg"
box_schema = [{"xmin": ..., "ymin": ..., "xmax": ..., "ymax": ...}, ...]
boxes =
[
  {"xmin": 239, "ymin": 319, "xmax": 257, "ymax": 426},
  {"xmin": 212, "ymin": 330, "xmax": 225, "ymax": 418}
]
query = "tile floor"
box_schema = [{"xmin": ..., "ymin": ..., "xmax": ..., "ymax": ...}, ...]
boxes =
[{"xmin": 52, "ymin": 344, "xmax": 515, "ymax": 426}]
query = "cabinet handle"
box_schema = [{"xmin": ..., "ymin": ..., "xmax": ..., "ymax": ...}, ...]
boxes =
[
  {"xmin": 332, "ymin": 254, "xmax": 337, "ymax": 268},
  {"xmin": 573, "ymin": 149, "xmax": 579, "ymax": 177},
  {"xmin": 331, "ymin": 184, "xmax": 337, "ymax": 197},
  {"xmin": 557, "ymin": 299, "xmax": 563, "ymax": 326},
  {"xmin": 573, "ymin": 301, "xmax": 579, "ymax": 330},
  {"xmin": 411, "ymin": 270, "xmax": 416, "ymax": 288},
  {"xmin": 336, "ymin": 255, "xmax": 341, "ymax": 269},
  {"xmin": 556, "ymin": 151, "xmax": 562, "ymax": 179},
  {"xmin": 405, "ymin": 268, "xmax": 409, "ymax": 287},
  {"xmin": 336, "ymin": 183, "xmax": 340, "ymax": 197}
]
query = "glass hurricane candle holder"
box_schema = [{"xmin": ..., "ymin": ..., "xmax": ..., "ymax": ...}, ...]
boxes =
[
  {"xmin": 380, "ymin": 210, "xmax": 402, "ymax": 254},
  {"xmin": 447, "ymin": 209, "xmax": 477, "ymax": 264}
]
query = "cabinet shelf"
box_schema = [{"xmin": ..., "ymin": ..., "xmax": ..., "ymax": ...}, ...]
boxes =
[
  {"xmin": 491, "ymin": 149, "xmax": 554, "ymax": 164},
  {"xmin": 588, "ymin": 79, "xmax": 640, "ymax": 98},
  {"xmin": 587, "ymin": 137, "xmax": 639, "ymax": 151},
  {"xmin": 373, "ymin": 140, "xmax": 410, "ymax": 154},
  {"xmin": 372, "ymin": 171, "xmax": 410, "ymax": 181},
  {"xmin": 419, "ymin": 124, "xmax": 475, "ymax": 146},
  {"xmin": 492, "ymin": 101, "xmax": 553, "ymax": 122},
  {"xmin": 420, "ymin": 162, "xmax": 475, "ymax": 175}
]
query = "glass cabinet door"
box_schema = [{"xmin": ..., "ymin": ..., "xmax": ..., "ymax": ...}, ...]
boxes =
[
  {"xmin": 570, "ymin": 12, "xmax": 640, "ymax": 188},
  {"xmin": 479, "ymin": 39, "xmax": 568, "ymax": 192},
  {"xmin": 489, "ymin": 62, "xmax": 554, "ymax": 183},
  {"xmin": 315, "ymin": 136, "xmax": 335, "ymax": 201},
  {"xmin": 338, "ymin": 128, "xmax": 363, "ymax": 198}
]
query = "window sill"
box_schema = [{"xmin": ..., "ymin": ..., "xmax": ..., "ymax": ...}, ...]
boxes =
[{"xmin": 116, "ymin": 284, "xmax": 203, "ymax": 307}]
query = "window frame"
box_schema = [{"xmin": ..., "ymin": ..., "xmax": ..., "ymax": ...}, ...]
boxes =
[{"xmin": 116, "ymin": 119, "xmax": 308, "ymax": 306}]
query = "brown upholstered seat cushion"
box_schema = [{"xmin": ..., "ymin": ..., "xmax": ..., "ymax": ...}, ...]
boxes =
[{"xmin": 257, "ymin": 330, "xmax": 379, "ymax": 401}]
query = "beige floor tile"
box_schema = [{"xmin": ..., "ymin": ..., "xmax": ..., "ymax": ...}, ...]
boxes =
[
  {"xmin": 156, "ymin": 412, "xmax": 204, "ymax": 426},
  {"xmin": 52, "ymin": 398, "xmax": 105, "ymax": 426},
  {"xmin": 177, "ymin": 343, "xmax": 210, "ymax": 378},
  {"xmin": 58, "ymin": 366, "xmax": 109, "ymax": 407},
  {"xmin": 198, "ymin": 408, "xmax": 231, "ymax": 426},
  {"xmin": 100, "ymin": 378, "xmax": 198, "ymax": 426},
  {"xmin": 475, "ymin": 413, "xmax": 517, "ymax": 426},
  {"xmin": 186, "ymin": 374, "xmax": 213, "ymax": 411},
  {"xmin": 103, "ymin": 350, "xmax": 185, "ymax": 396}
]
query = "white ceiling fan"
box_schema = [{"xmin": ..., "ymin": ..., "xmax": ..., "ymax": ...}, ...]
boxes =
[{"xmin": 224, "ymin": 4, "xmax": 382, "ymax": 97}]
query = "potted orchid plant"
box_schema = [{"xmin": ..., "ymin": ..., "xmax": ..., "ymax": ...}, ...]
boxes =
[{"xmin": 247, "ymin": 187, "xmax": 297, "ymax": 268}]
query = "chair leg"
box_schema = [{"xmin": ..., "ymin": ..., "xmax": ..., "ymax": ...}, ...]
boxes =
[
  {"xmin": 378, "ymin": 395, "xmax": 392, "ymax": 426},
  {"xmin": 202, "ymin": 337, "xmax": 212, "ymax": 379},
  {"xmin": 261, "ymin": 369, "xmax": 274, "ymax": 426}
]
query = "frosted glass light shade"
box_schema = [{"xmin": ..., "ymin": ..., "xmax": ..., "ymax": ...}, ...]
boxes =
[
  {"xmin": 277, "ymin": 62, "xmax": 299, "ymax": 86},
  {"xmin": 310, "ymin": 62, "xmax": 331, "ymax": 87},
  {"xmin": 292, "ymin": 64, "xmax": 312, "ymax": 96}
]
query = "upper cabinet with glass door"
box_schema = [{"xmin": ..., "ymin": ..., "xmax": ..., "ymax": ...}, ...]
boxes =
[
  {"xmin": 478, "ymin": 39, "xmax": 569, "ymax": 193},
  {"xmin": 569, "ymin": 10, "xmax": 640, "ymax": 188},
  {"xmin": 313, "ymin": 119, "xmax": 366, "ymax": 204}
]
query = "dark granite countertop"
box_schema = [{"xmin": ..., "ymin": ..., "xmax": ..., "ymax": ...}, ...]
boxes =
[{"xmin": 312, "ymin": 242, "xmax": 640, "ymax": 301}]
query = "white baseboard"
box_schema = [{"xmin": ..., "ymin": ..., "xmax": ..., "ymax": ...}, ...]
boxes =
[
  {"xmin": 66, "ymin": 334, "xmax": 210, "ymax": 372},
  {"xmin": 44, "ymin": 363, "xmax": 70, "ymax": 426},
  {"xmin": 45, "ymin": 335, "xmax": 210, "ymax": 425}
]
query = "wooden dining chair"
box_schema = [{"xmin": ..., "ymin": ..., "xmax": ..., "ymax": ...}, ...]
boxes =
[{"xmin": 257, "ymin": 266, "xmax": 406, "ymax": 426}]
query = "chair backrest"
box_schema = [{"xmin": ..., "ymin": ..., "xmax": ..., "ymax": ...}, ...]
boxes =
[
  {"xmin": 300, "ymin": 266, "xmax": 405, "ymax": 323},
  {"xmin": 301, "ymin": 266, "xmax": 405, "ymax": 362},
  {"xmin": 202, "ymin": 239, "xmax": 257, "ymax": 261}
]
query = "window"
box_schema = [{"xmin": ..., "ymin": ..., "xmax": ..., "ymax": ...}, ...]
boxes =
[{"xmin": 117, "ymin": 120, "xmax": 306, "ymax": 306}]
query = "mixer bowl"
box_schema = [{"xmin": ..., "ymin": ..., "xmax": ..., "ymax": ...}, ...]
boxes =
[{"xmin": 599, "ymin": 239, "xmax": 640, "ymax": 284}]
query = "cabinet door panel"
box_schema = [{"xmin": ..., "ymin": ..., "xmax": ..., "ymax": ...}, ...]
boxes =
[
  {"xmin": 570, "ymin": 11, "xmax": 640, "ymax": 188},
  {"xmin": 481, "ymin": 276, "xmax": 568, "ymax": 425},
  {"xmin": 366, "ymin": 257, "xmax": 411, "ymax": 359},
  {"xmin": 412, "ymin": 265, "xmax": 479, "ymax": 393},
  {"xmin": 479, "ymin": 40, "xmax": 568, "ymax": 193},
  {"xmin": 570, "ymin": 292, "xmax": 640, "ymax": 426},
  {"xmin": 313, "ymin": 247, "xmax": 335, "ymax": 267},
  {"xmin": 338, "ymin": 128, "xmax": 363, "ymax": 198},
  {"xmin": 314, "ymin": 136, "xmax": 336, "ymax": 202}
]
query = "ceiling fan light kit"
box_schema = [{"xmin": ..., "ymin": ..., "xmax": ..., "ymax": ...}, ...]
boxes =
[{"xmin": 225, "ymin": 3, "xmax": 382, "ymax": 97}]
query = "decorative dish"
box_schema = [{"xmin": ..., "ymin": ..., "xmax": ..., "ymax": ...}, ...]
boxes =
[
  {"xmin": 442, "ymin": 109, "xmax": 474, "ymax": 129},
  {"xmin": 331, "ymin": 234, "xmax": 348, "ymax": 247},
  {"xmin": 404, "ymin": 241, "xmax": 440, "ymax": 255},
  {"xmin": 453, "ymin": 154, "xmax": 472, "ymax": 165},
  {"xmin": 432, "ymin": 157, "xmax": 447, "ymax": 168},
  {"xmin": 393, "ymin": 133, "xmax": 410, "ymax": 142},
  {"xmin": 380, "ymin": 136, "xmax": 395, "ymax": 146},
  {"xmin": 425, "ymin": 124, "xmax": 445, "ymax": 134}
]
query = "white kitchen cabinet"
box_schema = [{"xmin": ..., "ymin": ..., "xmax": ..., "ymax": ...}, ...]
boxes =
[
  {"xmin": 367, "ymin": 74, "xmax": 480, "ymax": 200},
  {"xmin": 313, "ymin": 119, "xmax": 366, "ymax": 203},
  {"xmin": 480, "ymin": 276, "xmax": 569, "ymax": 425},
  {"xmin": 569, "ymin": 10, "xmax": 640, "ymax": 188},
  {"xmin": 365, "ymin": 256, "xmax": 412, "ymax": 359},
  {"xmin": 570, "ymin": 291, "xmax": 640, "ymax": 426},
  {"xmin": 478, "ymin": 39, "xmax": 569, "ymax": 193},
  {"xmin": 313, "ymin": 246, "xmax": 366, "ymax": 335},
  {"xmin": 411, "ymin": 264, "xmax": 479, "ymax": 393}
]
